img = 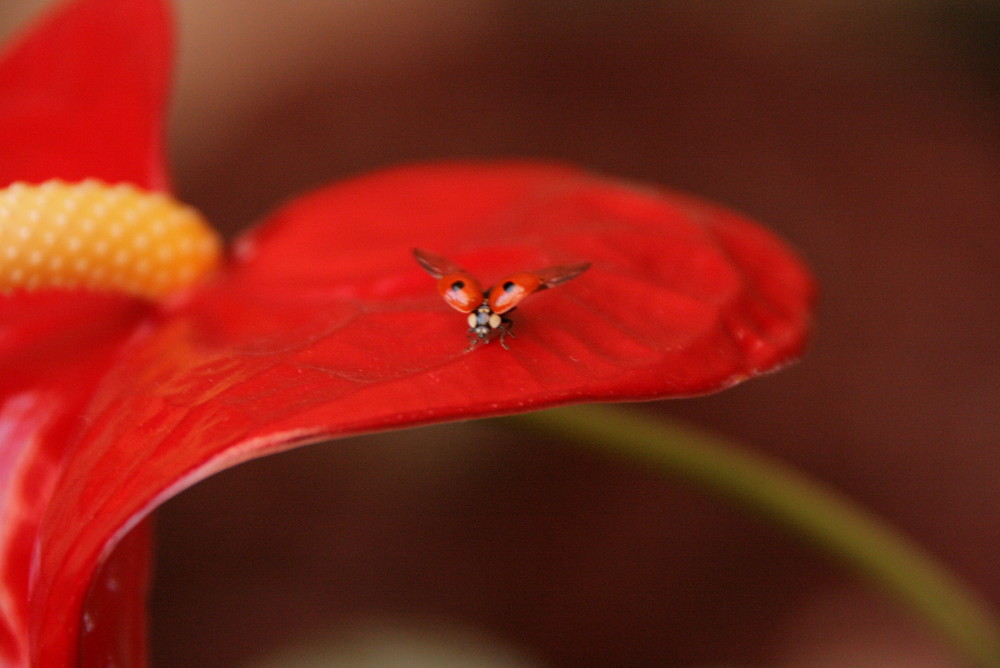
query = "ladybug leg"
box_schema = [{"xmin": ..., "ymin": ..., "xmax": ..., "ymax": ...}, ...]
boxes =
[
  {"xmin": 465, "ymin": 331, "xmax": 480, "ymax": 352},
  {"xmin": 503, "ymin": 317, "xmax": 516, "ymax": 339},
  {"xmin": 497, "ymin": 318, "xmax": 515, "ymax": 350}
]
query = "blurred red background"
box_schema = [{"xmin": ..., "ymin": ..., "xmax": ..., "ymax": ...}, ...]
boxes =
[{"xmin": 3, "ymin": 2, "xmax": 998, "ymax": 666}]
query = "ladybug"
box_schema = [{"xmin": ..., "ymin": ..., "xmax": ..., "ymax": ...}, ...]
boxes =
[{"xmin": 413, "ymin": 248, "xmax": 590, "ymax": 350}]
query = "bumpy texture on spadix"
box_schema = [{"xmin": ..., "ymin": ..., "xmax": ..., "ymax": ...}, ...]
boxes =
[{"xmin": 0, "ymin": 180, "xmax": 220, "ymax": 298}]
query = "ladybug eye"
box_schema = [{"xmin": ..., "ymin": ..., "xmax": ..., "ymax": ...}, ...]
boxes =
[{"xmin": 436, "ymin": 271, "xmax": 483, "ymax": 313}]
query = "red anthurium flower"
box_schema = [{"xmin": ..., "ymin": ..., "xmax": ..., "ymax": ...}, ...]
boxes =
[{"xmin": 0, "ymin": 0, "xmax": 815, "ymax": 667}]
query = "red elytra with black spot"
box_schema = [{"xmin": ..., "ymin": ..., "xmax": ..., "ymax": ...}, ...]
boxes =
[
  {"xmin": 0, "ymin": 1, "xmax": 816, "ymax": 667},
  {"xmin": 413, "ymin": 247, "xmax": 591, "ymax": 349}
]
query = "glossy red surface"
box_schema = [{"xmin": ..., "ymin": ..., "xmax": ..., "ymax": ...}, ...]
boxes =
[
  {"xmin": 20, "ymin": 162, "xmax": 813, "ymax": 668},
  {"xmin": 0, "ymin": 0, "xmax": 169, "ymax": 665},
  {"xmin": 0, "ymin": 0, "xmax": 170, "ymax": 190},
  {"xmin": 0, "ymin": 1, "xmax": 815, "ymax": 667}
]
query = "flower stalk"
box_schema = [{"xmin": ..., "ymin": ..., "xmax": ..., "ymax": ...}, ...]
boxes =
[{"xmin": 510, "ymin": 405, "xmax": 1000, "ymax": 668}]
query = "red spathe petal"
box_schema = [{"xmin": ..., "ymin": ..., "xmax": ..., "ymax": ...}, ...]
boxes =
[
  {"xmin": 77, "ymin": 520, "xmax": 152, "ymax": 668},
  {"xmin": 0, "ymin": 0, "xmax": 173, "ymax": 663},
  {"xmin": 29, "ymin": 162, "xmax": 816, "ymax": 667},
  {"xmin": 0, "ymin": 292, "xmax": 150, "ymax": 667},
  {"xmin": 0, "ymin": 0, "xmax": 172, "ymax": 189}
]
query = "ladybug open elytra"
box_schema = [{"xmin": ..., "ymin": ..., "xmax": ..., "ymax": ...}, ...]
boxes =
[{"xmin": 414, "ymin": 248, "xmax": 590, "ymax": 350}]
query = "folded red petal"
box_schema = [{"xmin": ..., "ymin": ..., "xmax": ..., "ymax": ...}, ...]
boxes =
[
  {"xmin": 28, "ymin": 162, "xmax": 816, "ymax": 667},
  {"xmin": 77, "ymin": 520, "xmax": 153, "ymax": 668},
  {"xmin": 0, "ymin": 0, "xmax": 172, "ymax": 663},
  {"xmin": 0, "ymin": 293, "xmax": 151, "ymax": 666},
  {"xmin": 0, "ymin": 0, "xmax": 171, "ymax": 189}
]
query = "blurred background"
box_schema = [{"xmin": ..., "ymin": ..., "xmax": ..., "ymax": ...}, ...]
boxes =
[{"xmin": 3, "ymin": 1, "xmax": 999, "ymax": 666}]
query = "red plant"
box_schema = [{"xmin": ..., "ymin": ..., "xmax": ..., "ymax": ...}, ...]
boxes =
[{"xmin": 0, "ymin": 0, "xmax": 814, "ymax": 666}]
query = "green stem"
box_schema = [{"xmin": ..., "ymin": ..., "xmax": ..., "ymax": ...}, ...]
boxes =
[{"xmin": 508, "ymin": 404, "xmax": 1000, "ymax": 668}]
